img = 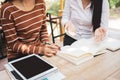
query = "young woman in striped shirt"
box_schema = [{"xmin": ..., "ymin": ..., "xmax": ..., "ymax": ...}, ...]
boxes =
[
  {"xmin": 62, "ymin": 0, "xmax": 109, "ymax": 46},
  {"xmin": 0, "ymin": 0, "xmax": 60, "ymax": 60}
]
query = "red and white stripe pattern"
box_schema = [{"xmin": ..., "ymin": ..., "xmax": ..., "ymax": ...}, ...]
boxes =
[{"xmin": 1, "ymin": 0, "xmax": 49, "ymax": 56}]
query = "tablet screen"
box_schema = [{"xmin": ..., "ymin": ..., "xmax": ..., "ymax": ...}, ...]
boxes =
[{"xmin": 11, "ymin": 55, "xmax": 53, "ymax": 79}]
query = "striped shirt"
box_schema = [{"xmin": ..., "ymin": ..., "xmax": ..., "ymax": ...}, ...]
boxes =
[{"xmin": 0, "ymin": 0, "xmax": 49, "ymax": 57}]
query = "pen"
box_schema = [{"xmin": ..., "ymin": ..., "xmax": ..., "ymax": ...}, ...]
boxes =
[
  {"xmin": 45, "ymin": 42, "xmax": 61, "ymax": 50},
  {"xmin": 45, "ymin": 42, "xmax": 51, "ymax": 45}
]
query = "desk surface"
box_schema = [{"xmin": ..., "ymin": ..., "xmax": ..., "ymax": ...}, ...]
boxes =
[{"xmin": 0, "ymin": 50, "xmax": 120, "ymax": 80}]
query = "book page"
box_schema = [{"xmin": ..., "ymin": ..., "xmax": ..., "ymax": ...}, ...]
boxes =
[
  {"xmin": 71, "ymin": 37, "xmax": 120, "ymax": 54},
  {"xmin": 71, "ymin": 38, "xmax": 107, "ymax": 55},
  {"xmin": 59, "ymin": 37, "xmax": 120, "ymax": 58},
  {"xmin": 60, "ymin": 46, "xmax": 90, "ymax": 57}
]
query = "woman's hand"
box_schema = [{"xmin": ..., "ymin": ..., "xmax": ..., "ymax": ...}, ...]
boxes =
[
  {"xmin": 94, "ymin": 27, "xmax": 106, "ymax": 42},
  {"xmin": 42, "ymin": 44, "xmax": 60, "ymax": 57},
  {"xmin": 64, "ymin": 21, "xmax": 76, "ymax": 36}
]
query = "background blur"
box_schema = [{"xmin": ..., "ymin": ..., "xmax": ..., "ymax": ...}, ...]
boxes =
[{"xmin": 0, "ymin": 0, "xmax": 120, "ymax": 44}]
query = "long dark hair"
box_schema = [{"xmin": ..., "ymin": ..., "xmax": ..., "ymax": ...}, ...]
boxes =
[{"xmin": 92, "ymin": 0, "xmax": 103, "ymax": 32}]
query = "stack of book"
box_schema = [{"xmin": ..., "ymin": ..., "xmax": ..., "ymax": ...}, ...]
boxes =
[{"xmin": 57, "ymin": 38, "xmax": 120, "ymax": 65}]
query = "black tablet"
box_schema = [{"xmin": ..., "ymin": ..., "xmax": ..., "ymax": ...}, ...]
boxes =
[{"xmin": 9, "ymin": 54, "xmax": 57, "ymax": 80}]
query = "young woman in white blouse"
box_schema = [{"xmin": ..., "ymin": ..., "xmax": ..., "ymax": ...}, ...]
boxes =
[{"xmin": 62, "ymin": 0, "xmax": 109, "ymax": 46}]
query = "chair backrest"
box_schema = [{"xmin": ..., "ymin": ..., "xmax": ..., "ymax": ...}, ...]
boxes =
[
  {"xmin": 0, "ymin": 6, "xmax": 8, "ymax": 59},
  {"xmin": 0, "ymin": 26, "xmax": 7, "ymax": 59},
  {"xmin": 46, "ymin": 13, "xmax": 65, "ymax": 43}
]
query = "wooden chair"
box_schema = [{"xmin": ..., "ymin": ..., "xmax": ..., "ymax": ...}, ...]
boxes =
[
  {"xmin": 0, "ymin": 29, "xmax": 7, "ymax": 59},
  {"xmin": 46, "ymin": 13, "xmax": 65, "ymax": 43}
]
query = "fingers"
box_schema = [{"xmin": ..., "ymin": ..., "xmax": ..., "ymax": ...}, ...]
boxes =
[
  {"xmin": 46, "ymin": 44, "xmax": 60, "ymax": 50},
  {"xmin": 95, "ymin": 29, "xmax": 99, "ymax": 41},
  {"xmin": 44, "ymin": 53, "xmax": 54, "ymax": 57},
  {"xmin": 64, "ymin": 23, "xmax": 69, "ymax": 31},
  {"xmin": 46, "ymin": 44, "xmax": 58, "ymax": 49},
  {"xmin": 94, "ymin": 27, "xmax": 106, "ymax": 42},
  {"xmin": 44, "ymin": 50, "xmax": 57, "ymax": 57},
  {"xmin": 51, "ymin": 44, "xmax": 61, "ymax": 50},
  {"xmin": 64, "ymin": 21, "xmax": 76, "ymax": 36},
  {"xmin": 100, "ymin": 29, "xmax": 106, "ymax": 41},
  {"xmin": 68, "ymin": 22, "xmax": 76, "ymax": 36},
  {"xmin": 43, "ymin": 45, "xmax": 59, "ymax": 57}
]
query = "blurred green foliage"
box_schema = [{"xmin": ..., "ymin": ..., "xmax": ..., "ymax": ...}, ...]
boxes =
[
  {"xmin": 46, "ymin": 1, "xmax": 60, "ymax": 16},
  {"xmin": 109, "ymin": 0, "xmax": 120, "ymax": 8},
  {"xmin": 116, "ymin": 0, "xmax": 120, "ymax": 7},
  {"xmin": 46, "ymin": 0, "xmax": 120, "ymax": 16}
]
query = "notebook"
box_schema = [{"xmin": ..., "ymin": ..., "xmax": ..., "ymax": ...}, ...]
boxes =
[{"xmin": 57, "ymin": 37, "xmax": 120, "ymax": 65}]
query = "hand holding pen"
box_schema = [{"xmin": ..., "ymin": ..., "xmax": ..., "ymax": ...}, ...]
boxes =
[
  {"xmin": 42, "ymin": 42, "xmax": 60, "ymax": 57},
  {"xmin": 45, "ymin": 42, "xmax": 61, "ymax": 50}
]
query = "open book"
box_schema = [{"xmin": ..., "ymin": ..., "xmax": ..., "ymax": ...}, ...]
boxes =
[{"xmin": 57, "ymin": 37, "xmax": 120, "ymax": 65}]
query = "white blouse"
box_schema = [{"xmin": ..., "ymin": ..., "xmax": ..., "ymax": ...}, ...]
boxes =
[{"xmin": 62, "ymin": 0, "xmax": 109, "ymax": 40}]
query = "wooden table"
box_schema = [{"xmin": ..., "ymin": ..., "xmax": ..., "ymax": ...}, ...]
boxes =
[
  {"xmin": 0, "ymin": 70, "xmax": 11, "ymax": 80},
  {"xmin": 0, "ymin": 58, "xmax": 8, "ymax": 71},
  {"xmin": 0, "ymin": 50, "xmax": 120, "ymax": 80}
]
